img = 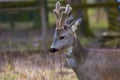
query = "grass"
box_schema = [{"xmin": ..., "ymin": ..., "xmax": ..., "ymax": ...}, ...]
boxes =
[{"xmin": 0, "ymin": 52, "xmax": 77, "ymax": 80}]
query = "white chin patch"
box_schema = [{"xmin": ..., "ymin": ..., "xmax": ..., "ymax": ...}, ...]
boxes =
[
  {"xmin": 65, "ymin": 46, "xmax": 77, "ymax": 68},
  {"xmin": 64, "ymin": 46, "xmax": 73, "ymax": 56}
]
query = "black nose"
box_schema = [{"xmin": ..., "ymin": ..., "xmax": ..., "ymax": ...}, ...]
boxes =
[{"xmin": 49, "ymin": 48, "xmax": 58, "ymax": 53}]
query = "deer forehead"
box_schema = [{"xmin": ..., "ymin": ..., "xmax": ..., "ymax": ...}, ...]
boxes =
[
  {"xmin": 56, "ymin": 29, "xmax": 68, "ymax": 35},
  {"xmin": 56, "ymin": 28, "xmax": 75, "ymax": 34}
]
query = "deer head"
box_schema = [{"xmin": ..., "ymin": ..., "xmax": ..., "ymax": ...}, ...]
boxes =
[{"xmin": 50, "ymin": 2, "xmax": 82, "ymax": 53}]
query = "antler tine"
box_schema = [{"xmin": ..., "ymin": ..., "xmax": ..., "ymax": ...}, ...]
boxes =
[
  {"xmin": 59, "ymin": 4, "xmax": 72, "ymax": 29},
  {"xmin": 53, "ymin": 2, "xmax": 61, "ymax": 28},
  {"xmin": 53, "ymin": 2, "xmax": 66, "ymax": 28},
  {"xmin": 65, "ymin": 4, "xmax": 72, "ymax": 14}
]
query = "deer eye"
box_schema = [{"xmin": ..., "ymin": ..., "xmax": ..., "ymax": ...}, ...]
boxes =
[{"xmin": 59, "ymin": 36, "xmax": 65, "ymax": 40}]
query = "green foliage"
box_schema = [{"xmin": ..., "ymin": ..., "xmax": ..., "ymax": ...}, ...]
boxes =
[
  {"xmin": 48, "ymin": 12, "xmax": 55, "ymax": 27},
  {"xmin": 88, "ymin": 8, "xmax": 108, "ymax": 35}
]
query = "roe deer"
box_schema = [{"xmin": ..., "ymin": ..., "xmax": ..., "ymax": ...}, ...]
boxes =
[{"xmin": 50, "ymin": 2, "xmax": 120, "ymax": 80}]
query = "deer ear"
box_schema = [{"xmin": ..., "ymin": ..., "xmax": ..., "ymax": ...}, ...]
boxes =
[{"xmin": 71, "ymin": 18, "xmax": 82, "ymax": 31}]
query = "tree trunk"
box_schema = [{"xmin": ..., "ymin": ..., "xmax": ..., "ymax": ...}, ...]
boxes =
[{"xmin": 40, "ymin": 0, "xmax": 48, "ymax": 53}]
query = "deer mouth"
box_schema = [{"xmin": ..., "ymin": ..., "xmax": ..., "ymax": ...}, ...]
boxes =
[{"xmin": 49, "ymin": 48, "xmax": 59, "ymax": 53}]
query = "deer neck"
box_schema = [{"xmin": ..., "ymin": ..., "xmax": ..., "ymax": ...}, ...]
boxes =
[{"xmin": 66, "ymin": 37, "xmax": 88, "ymax": 69}]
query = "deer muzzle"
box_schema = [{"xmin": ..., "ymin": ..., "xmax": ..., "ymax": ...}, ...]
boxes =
[{"xmin": 49, "ymin": 48, "xmax": 59, "ymax": 53}]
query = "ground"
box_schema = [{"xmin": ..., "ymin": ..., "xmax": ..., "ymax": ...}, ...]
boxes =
[{"xmin": 0, "ymin": 51, "xmax": 77, "ymax": 80}]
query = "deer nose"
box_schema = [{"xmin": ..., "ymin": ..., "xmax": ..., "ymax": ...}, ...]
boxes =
[{"xmin": 49, "ymin": 48, "xmax": 58, "ymax": 53}]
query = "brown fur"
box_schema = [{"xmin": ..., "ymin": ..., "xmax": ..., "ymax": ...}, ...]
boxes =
[{"xmin": 68, "ymin": 38, "xmax": 120, "ymax": 80}]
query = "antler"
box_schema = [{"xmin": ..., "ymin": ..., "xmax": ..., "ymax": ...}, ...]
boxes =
[
  {"xmin": 53, "ymin": 2, "xmax": 72, "ymax": 29},
  {"xmin": 59, "ymin": 4, "xmax": 72, "ymax": 29}
]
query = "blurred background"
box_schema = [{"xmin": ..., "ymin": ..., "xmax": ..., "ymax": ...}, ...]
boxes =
[{"xmin": 0, "ymin": 0, "xmax": 120, "ymax": 80}]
